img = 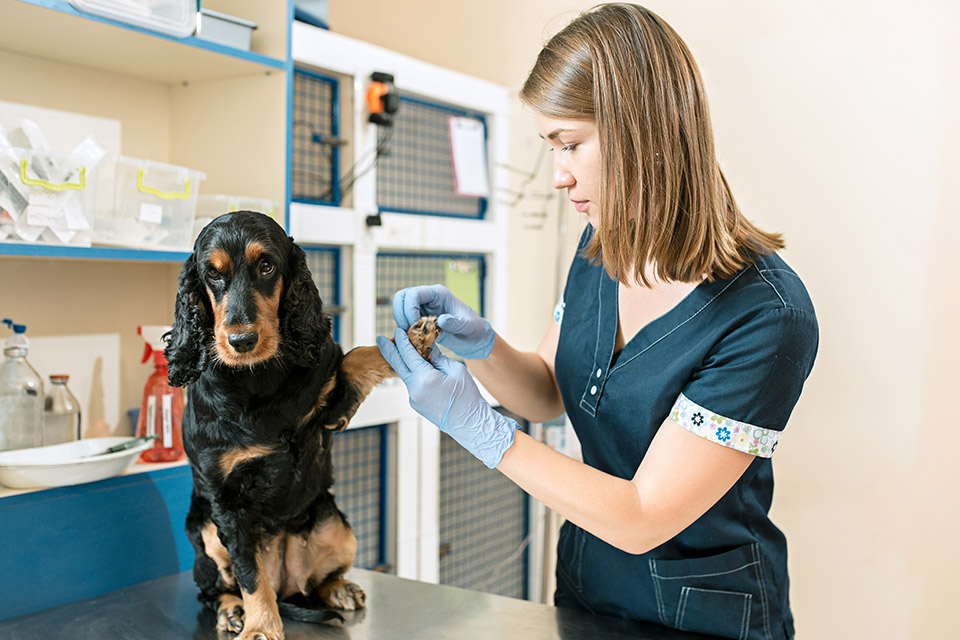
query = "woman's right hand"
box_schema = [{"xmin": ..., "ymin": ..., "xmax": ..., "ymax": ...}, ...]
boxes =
[{"xmin": 392, "ymin": 284, "xmax": 496, "ymax": 359}]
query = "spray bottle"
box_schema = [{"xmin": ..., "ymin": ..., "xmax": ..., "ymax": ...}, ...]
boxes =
[
  {"xmin": 0, "ymin": 318, "xmax": 43, "ymax": 451},
  {"xmin": 135, "ymin": 325, "xmax": 184, "ymax": 463}
]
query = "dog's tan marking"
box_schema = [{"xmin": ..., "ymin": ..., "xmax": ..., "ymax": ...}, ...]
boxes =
[
  {"xmin": 216, "ymin": 593, "xmax": 244, "ymax": 634},
  {"xmin": 299, "ymin": 375, "xmax": 338, "ymax": 426},
  {"xmin": 238, "ymin": 552, "xmax": 283, "ymax": 640},
  {"xmin": 245, "ymin": 240, "xmax": 267, "ymax": 265},
  {"xmin": 248, "ymin": 283, "xmax": 282, "ymax": 359},
  {"xmin": 219, "ymin": 445, "xmax": 275, "ymax": 477},
  {"xmin": 261, "ymin": 534, "xmax": 285, "ymax": 595},
  {"xmin": 208, "ymin": 288, "xmax": 229, "ymax": 345},
  {"xmin": 209, "ymin": 247, "xmax": 232, "ymax": 273},
  {"xmin": 279, "ymin": 516, "xmax": 364, "ymax": 610},
  {"xmin": 202, "ymin": 522, "xmax": 236, "ymax": 590}
]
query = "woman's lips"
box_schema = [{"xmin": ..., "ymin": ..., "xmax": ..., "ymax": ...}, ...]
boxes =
[{"xmin": 572, "ymin": 200, "xmax": 589, "ymax": 212}]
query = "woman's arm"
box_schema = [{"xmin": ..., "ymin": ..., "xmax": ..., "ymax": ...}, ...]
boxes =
[
  {"xmin": 465, "ymin": 322, "xmax": 564, "ymax": 423},
  {"xmin": 497, "ymin": 416, "xmax": 754, "ymax": 555}
]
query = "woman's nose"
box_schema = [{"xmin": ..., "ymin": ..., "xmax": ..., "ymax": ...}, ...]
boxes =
[{"xmin": 552, "ymin": 162, "xmax": 575, "ymax": 190}]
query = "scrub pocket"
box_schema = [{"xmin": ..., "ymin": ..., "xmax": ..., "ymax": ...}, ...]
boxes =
[
  {"xmin": 555, "ymin": 522, "xmax": 588, "ymax": 600},
  {"xmin": 649, "ymin": 543, "xmax": 768, "ymax": 640}
]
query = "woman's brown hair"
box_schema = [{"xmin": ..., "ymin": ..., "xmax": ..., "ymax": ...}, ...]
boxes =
[{"xmin": 520, "ymin": 3, "xmax": 784, "ymax": 285}]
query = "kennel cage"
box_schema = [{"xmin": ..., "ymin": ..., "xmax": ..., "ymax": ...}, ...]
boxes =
[
  {"xmin": 330, "ymin": 424, "xmax": 388, "ymax": 571},
  {"xmin": 439, "ymin": 410, "xmax": 529, "ymax": 599},
  {"xmin": 291, "ymin": 68, "xmax": 341, "ymax": 206},
  {"xmin": 376, "ymin": 94, "xmax": 487, "ymax": 219},
  {"xmin": 302, "ymin": 246, "xmax": 341, "ymax": 341},
  {"xmin": 375, "ymin": 252, "xmax": 485, "ymax": 340}
]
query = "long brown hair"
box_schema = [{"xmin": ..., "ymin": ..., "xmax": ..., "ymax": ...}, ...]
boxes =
[{"xmin": 520, "ymin": 3, "xmax": 784, "ymax": 285}]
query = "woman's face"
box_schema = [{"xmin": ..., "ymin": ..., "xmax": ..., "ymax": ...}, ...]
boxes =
[{"xmin": 535, "ymin": 113, "xmax": 601, "ymax": 228}]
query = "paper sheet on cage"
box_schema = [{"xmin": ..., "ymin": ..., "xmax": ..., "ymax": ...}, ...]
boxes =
[{"xmin": 448, "ymin": 116, "xmax": 490, "ymax": 198}]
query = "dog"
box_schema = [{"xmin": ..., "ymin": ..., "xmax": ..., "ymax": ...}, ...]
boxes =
[{"xmin": 165, "ymin": 210, "xmax": 438, "ymax": 640}]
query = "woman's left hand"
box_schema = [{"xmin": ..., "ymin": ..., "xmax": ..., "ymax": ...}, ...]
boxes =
[{"xmin": 377, "ymin": 328, "xmax": 517, "ymax": 469}]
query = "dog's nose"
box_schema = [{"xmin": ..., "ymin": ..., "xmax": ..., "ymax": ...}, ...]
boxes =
[{"xmin": 228, "ymin": 332, "xmax": 259, "ymax": 353}]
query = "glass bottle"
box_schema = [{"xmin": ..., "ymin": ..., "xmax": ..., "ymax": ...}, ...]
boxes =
[
  {"xmin": 0, "ymin": 340, "xmax": 44, "ymax": 452},
  {"xmin": 43, "ymin": 374, "xmax": 81, "ymax": 446}
]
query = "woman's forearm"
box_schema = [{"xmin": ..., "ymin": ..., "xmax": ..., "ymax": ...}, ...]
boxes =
[
  {"xmin": 497, "ymin": 431, "xmax": 654, "ymax": 554},
  {"xmin": 465, "ymin": 334, "xmax": 565, "ymax": 423}
]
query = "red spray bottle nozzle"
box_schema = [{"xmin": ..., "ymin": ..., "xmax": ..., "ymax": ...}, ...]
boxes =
[{"xmin": 138, "ymin": 325, "xmax": 172, "ymax": 365}]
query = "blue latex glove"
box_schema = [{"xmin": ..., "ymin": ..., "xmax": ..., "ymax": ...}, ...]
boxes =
[
  {"xmin": 377, "ymin": 328, "xmax": 517, "ymax": 469},
  {"xmin": 392, "ymin": 285, "xmax": 495, "ymax": 359}
]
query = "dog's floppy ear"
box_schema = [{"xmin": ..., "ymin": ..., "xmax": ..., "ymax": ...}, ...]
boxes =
[
  {"xmin": 280, "ymin": 239, "xmax": 332, "ymax": 368},
  {"xmin": 165, "ymin": 252, "xmax": 213, "ymax": 387}
]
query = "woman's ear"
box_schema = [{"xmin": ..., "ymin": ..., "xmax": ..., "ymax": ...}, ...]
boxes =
[
  {"xmin": 165, "ymin": 253, "xmax": 213, "ymax": 387},
  {"xmin": 280, "ymin": 240, "xmax": 333, "ymax": 368}
]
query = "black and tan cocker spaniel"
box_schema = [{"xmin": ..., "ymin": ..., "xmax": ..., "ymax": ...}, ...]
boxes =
[{"xmin": 165, "ymin": 210, "xmax": 437, "ymax": 639}]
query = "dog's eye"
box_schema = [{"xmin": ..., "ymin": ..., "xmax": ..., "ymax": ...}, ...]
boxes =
[
  {"xmin": 205, "ymin": 270, "xmax": 223, "ymax": 284},
  {"xmin": 258, "ymin": 260, "xmax": 275, "ymax": 277}
]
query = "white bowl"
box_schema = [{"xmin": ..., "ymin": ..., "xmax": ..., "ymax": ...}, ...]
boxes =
[{"xmin": 0, "ymin": 437, "xmax": 154, "ymax": 489}]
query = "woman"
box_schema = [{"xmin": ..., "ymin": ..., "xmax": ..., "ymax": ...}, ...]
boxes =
[{"xmin": 377, "ymin": 4, "xmax": 818, "ymax": 638}]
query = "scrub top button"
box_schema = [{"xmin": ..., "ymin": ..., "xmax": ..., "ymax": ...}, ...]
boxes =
[
  {"xmin": 596, "ymin": 368, "xmax": 602, "ymax": 378},
  {"xmin": 590, "ymin": 385, "xmax": 597, "ymax": 395}
]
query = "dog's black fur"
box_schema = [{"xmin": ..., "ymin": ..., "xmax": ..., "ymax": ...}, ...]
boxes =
[{"xmin": 166, "ymin": 211, "xmax": 436, "ymax": 639}]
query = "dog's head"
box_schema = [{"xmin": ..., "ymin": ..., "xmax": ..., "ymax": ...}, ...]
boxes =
[{"xmin": 166, "ymin": 211, "xmax": 331, "ymax": 387}]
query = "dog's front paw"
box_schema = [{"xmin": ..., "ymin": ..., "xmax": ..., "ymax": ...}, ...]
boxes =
[
  {"xmin": 408, "ymin": 316, "xmax": 440, "ymax": 359},
  {"xmin": 319, "ymin": 578, "xmax": 366, "ymax": 611},
  {"xmin": 216, "ymin": 594, "xmax": 245, "ymax": 633}
]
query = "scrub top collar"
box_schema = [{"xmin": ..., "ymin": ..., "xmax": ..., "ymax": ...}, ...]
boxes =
[{"xmin": 578, "ymin": 267, "xmax": 748, "ymax": 418}]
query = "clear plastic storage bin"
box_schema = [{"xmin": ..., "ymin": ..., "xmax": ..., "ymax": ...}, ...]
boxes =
[
  {"xmin": 95, "ymin": 156, "xmax": 205, "ymax": 251},
  {"xmin": 193, "ymin": 195, "xmax": 280, "ymax": 241},
  {"xmin": 68, "ymin": 0, "xmax": 197, "ymax": 38},
  {"xmin": 0, "ymin": 146, "xmax": 99, "ymax": 246}
]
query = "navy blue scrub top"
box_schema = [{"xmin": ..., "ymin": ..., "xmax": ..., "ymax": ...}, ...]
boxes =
[{"xmin": 552, "ymin": 228, "xmax": 818, "ymax": 640}]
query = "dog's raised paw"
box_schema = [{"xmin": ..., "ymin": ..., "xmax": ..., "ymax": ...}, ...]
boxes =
[{"xmin": 407, "ymin": 316, "xmax": 440, "ymax": 359}]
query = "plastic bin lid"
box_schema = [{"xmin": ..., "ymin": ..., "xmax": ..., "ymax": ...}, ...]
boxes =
[{"xmin": 68, "ymin": 0, "xmax": 197, "ymax": 39}]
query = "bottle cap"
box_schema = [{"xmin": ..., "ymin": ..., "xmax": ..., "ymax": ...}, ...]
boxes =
[
  {"xmin": 50, "ymin": 374, "xmax": 70, "ymax": 383},
  {"xmin": 2, "ymin": 318, "xmax": 29, "ymax": 349}
]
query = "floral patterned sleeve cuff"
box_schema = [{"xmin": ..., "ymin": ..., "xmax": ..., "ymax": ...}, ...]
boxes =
[
  {"xmin": 670, "ymin": 393, "xmax": 782, "ymax": 458},
  {"xmin": 553, "ymin": 298, "xmax": 565, "ymax": 327}
]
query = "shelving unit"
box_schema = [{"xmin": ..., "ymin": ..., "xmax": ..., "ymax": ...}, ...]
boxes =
[
  {"xmin": 0, "ymin": 0, "xmax": 290, "ymax": 262},
  {"xmin": 0, "ymin": 1, "xmax": 535, "ymax": 618},
  {"xmin": 0, "ymin": 0, "xmax": 292, "ymax": 421}
]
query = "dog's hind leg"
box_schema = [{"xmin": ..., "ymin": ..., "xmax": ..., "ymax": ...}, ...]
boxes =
[{"xmin": 284, "ymin": 511, "xmax": 366, "ymax": 611}]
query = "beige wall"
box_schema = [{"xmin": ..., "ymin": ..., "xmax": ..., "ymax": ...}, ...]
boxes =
[{"xmin": 330, "ymin": 0, "xmax": 959, "ymax": 637}]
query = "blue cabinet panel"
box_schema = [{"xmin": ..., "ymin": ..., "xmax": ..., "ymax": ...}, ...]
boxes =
[{"xmin": 0, "ymin": 465, "xmax": 194, "ymax": 621}]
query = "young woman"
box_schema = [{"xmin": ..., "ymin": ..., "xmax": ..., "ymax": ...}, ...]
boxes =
[{"xmin": 377, "ymin": 5, "xmax": 818, "ymax": 638}]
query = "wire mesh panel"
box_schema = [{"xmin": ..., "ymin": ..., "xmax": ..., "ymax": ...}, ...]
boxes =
[
  {"xmin": 331, "ymin": 425, "xmax": 387, "ymax": 571},
  {"xmin": 376, "ymin": 95, "xmax": 487, "ymax": 218},
  {"xmin": 292, "ymin": 69, "xmax": 340, "ymax": 205},
  {"xmin": 375, "ymin": 253, "xmax": 485, "ymax": 339},
  {"xmin": 303, "ymin": 246, "xmax": 341, "ymax": 341},
  {"xmin": 439, "ymin": 412, "xmax": 528, "ymax": 599}
]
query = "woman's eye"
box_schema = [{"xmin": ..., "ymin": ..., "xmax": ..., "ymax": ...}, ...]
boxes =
[
  {"xmin": 561, "ymin": 144, "xmax": 578, "ymax": 152},
  {"xmin": 258, "ymin": 260, "xmax": 275, "ymax": 276}
]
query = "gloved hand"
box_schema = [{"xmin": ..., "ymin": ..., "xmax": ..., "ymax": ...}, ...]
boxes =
[
  {"xmin": 377, "ymin": 328, "xmax": 517, "ymax": 469},
  {"xmin": 392, "ymin": 284, "xmax": 495, "ymax": 359}
]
